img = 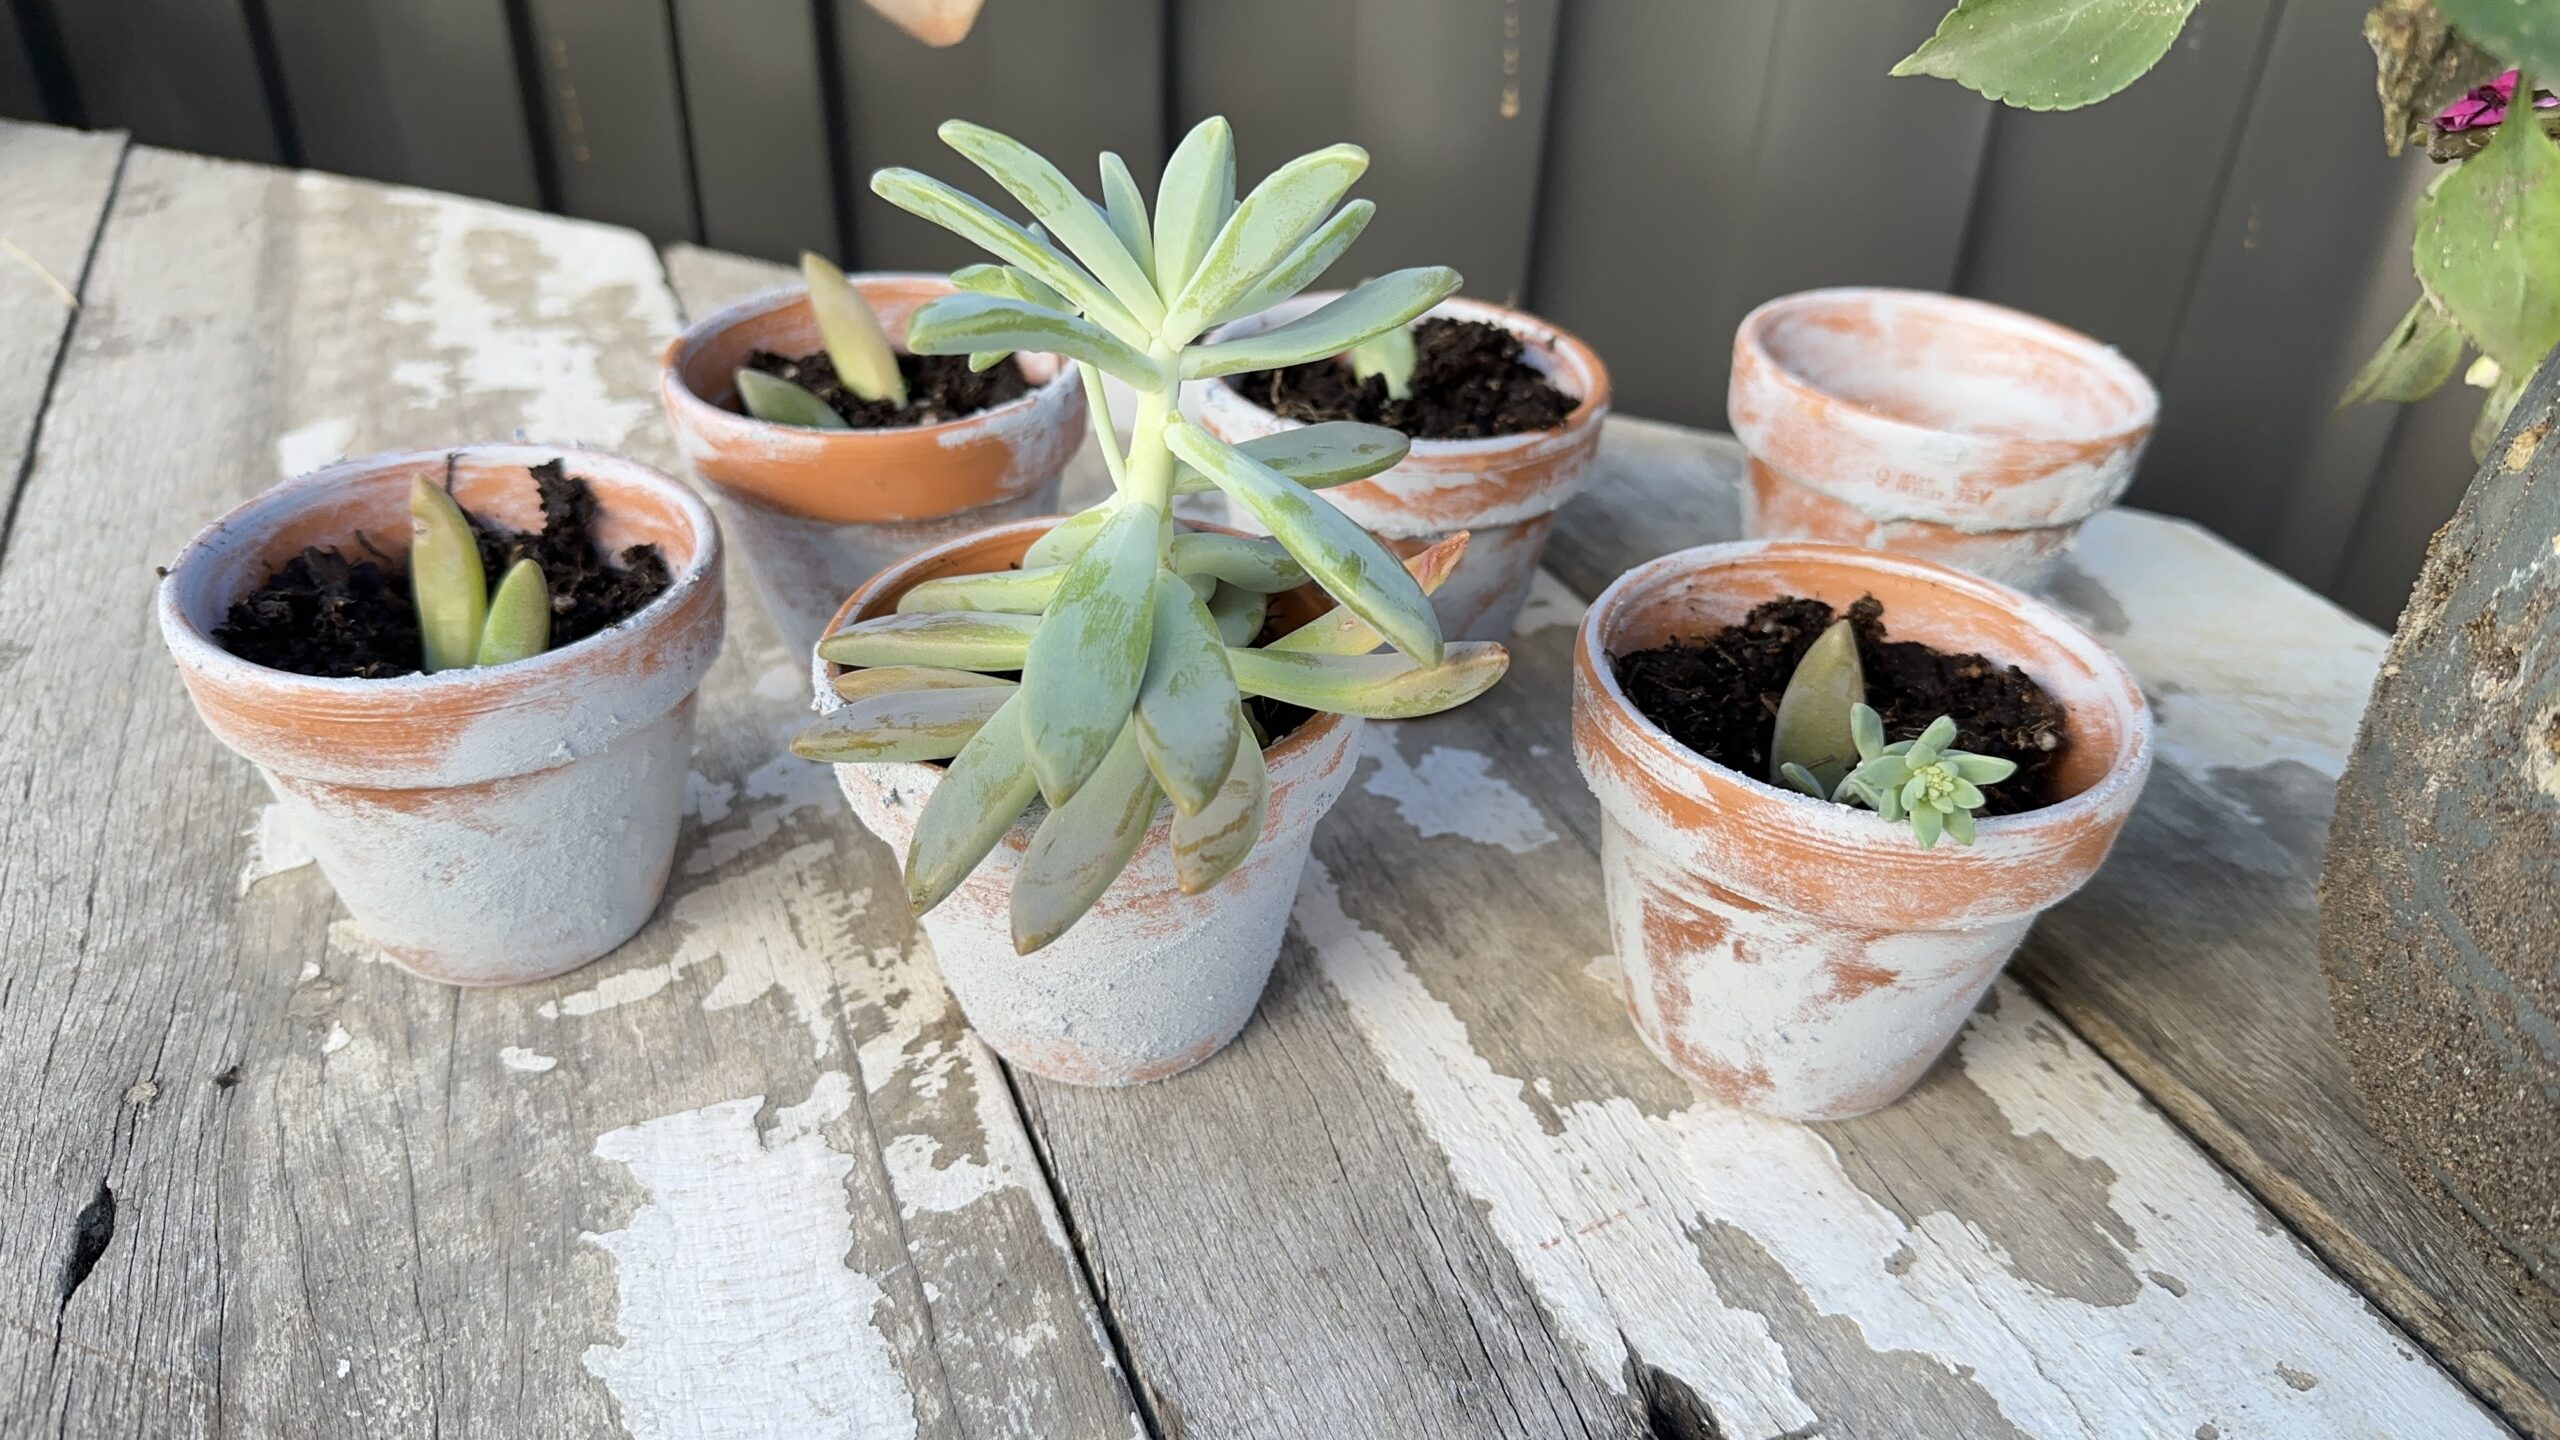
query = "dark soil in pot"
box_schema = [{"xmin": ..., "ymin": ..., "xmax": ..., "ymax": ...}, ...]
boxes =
[
  {"xmin": 742, "ymin": 349, "xmax": 1031, "ymax": 428},
  {"xmin": 1613, "ymin": 594, "xmax": 2070, "ymax": 816},
  {"xmin": 213, "ymin": 460, "xmax": 673, "ymax": 679},
  {"xmin": 1224, "ymin": 317, "xmax": 1574, "ymax": 440}
]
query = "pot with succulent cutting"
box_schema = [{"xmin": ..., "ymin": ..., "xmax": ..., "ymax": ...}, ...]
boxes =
[
  {"xmin": 661, "ymin": 255, "xmax": 1087, "ymax": 653},
  {"xmin": 1573, "ymin": 540, "xmax": 2151, "ymax": 1120},
  {"xmin": 795, "ymin": 117, "xmax": 1511, "ymax": 1085},
  {"xmin": 1188, "ymin": 290, "xmax": 1609, "ymax": 642},
  {"xmin": 159, "ymin": 446, "xmax": 724, "ymax": 986}
]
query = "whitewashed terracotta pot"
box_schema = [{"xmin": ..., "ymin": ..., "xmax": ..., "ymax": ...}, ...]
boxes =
[
  {"xmin": 1729, "ymin": 288, "xmax": 2157, "ymax": 589},
  {"xmin": 817, "ymin": 517, "xmax": 1362, "ymax": 1086},
  {"xmin": 1573, "ymin": 540, "xmax": 2151, "ymax": 1120},
  {"xmin": 160, "ymin": 446, "xmax": 724, "ymax": 986},
  {"xmin": 661, "ymin": 275, "xmax": 1087, "ymax": 655},
  {"xmin": 1188, "ymin": 293, "xmax": 1609, "ymax": 641}
]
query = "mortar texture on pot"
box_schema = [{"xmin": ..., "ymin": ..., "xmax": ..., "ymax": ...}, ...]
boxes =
[
  {"xmin": 1573, "ymin": 540, "xmax": 2151, "ymax": 1119},
  {"xmin": 661, "ymin": 277, "xmax": 1087, "ymax": 655},
  {"xmin": 160, "ymin": 446, "xmax": 724, "ymax": 986},
  {"xmin": 1189, "ymin": 293, "xmax": 1608, "ymax": 642},
  {"xmin": 817, "ymin": 517, "xmax": 1361, "ymax": 1086},
  {"xmin": 1729, "ymin": 288, "xmax": 2156, "ymax": 589}
]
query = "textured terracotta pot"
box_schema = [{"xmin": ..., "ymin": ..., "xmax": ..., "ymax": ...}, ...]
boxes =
[
  {"xmin": 661, "ymin": 275, "xmax": 1088, "ymax": 654},
  {"xmin": 1188, "ymin": 293, "xmax": 1609, "ymax": 641},
  {"xmin": 817, "ymin": 518, "xmax": 1361, "ymax": 1086},
  {"xmin": 1573, "ymin": 541, "xmax": 2151, "ymax": 1119},
  {"xmin": 160, "ymin": 446, "xmax": 724, "ymax": 986},
  {"xmin": 1729, "ymin": 289, "xmax": 2157, "ymax": 589}
]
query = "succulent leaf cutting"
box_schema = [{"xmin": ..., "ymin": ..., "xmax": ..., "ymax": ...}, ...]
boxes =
[{"xmin": 795, "ymin": 119, "xmax": 1510, "ymax": 952}]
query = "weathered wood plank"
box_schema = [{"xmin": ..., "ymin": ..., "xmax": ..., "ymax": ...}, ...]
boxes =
[
  {"xmin": 0, "ymin": 149, "xmax": 1133, "ymax": 1438},
  {"xmin": 0, "ymin": 121, "xmax": 122, "ymax": 531},
  {"xmin": 1548, "ymin": 417, "xmax": 2560, "ymax": 1436},
  {"xmin": 263, "ymin": 0, "xmax": 543, "ymax": 209}
]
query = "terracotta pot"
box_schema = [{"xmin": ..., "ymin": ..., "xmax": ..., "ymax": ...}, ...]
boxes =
[
  {"xmin": 816, "ymin": 517, "xmax": 1361, "ymax": 1086},
  {"xmin": 660, "ymin": 275, "xmax": 1088, "ymax": 655},
  {"xmin": 1728, "ymin": 288, "xmax": 2157, "ymax": 589},
  {"xmin": 1572, "ymin": 540, "xmax": 2151, "ymax": 1120},
  {"xmin": 159, "ymin": 446, "xmax": 724, "ymax": 987},
  {"xmin": 1187, "ymin": 293, "xmax": 1609, "ymax": 641}
]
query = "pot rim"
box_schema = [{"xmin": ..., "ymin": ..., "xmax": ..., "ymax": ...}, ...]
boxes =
[
  {"xmin": 660, "ymin": 277, "xmax": 1081, "ymax": 449},
  {"xmin": 1733, "ymin": 286, "xmax": 2158, "ymax": 455},
  {"xmin": 1194, "ymin": 291, "xmax": 1612, "ymax": 459},
  {"xmin": 159, "ymin": 443, "xmax": 720, "ymax": 706},
  {"xmin": 1578, "ymin": 538, "xmax": 2152, "ymax": 853}
]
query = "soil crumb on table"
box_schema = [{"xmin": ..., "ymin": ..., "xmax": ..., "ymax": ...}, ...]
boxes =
[
  {"xmin": 742, "ymin": 349, "xmax": 1030, "ymax": 428},
  {"xmin": 213, "ymin": 460, "xmax": 672, "ymax": 679},
  {"xmin": 1224, "ymin": 317, "xmax": 1575, "ymax": 440},
  {"xmin": 1612, "ymin": 594, "xmax": 2070, "ymax": 816}
]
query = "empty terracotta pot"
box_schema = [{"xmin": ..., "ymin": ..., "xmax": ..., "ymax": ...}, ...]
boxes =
[
  {"xmin": 1729, "ymin": 289, "xmax": 2157, "ymax": 589},
  {"xmin": 818, "ymin": 517, "xmax": 1361, "ymax": 1086},
  {"xmin": 160, "ymin": 446, "xmax": 724, "ymax": 986},
  {"xmin": 661, "ymin": 275, "xmax": 1088, "ymax": 655},
  {"xmin": 1573, "ymin": 540, "xmax": 2151, "ymax": 1119},
  {"xmin": 1188, "ymin": 293, "xmax": 1609, "ymax": 641}
]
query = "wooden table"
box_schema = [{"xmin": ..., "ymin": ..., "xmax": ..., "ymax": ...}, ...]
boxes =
[{"xmin": 2, "ymin": 122, "xmax": 2548, "ymax": 1439}]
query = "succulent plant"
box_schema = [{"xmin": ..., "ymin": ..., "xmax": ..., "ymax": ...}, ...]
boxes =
[
  {"xmin": 735, "ymin": 253, "xmax": 907, "ymax": 428},
  {"xmin": 408, "ymin": 478, "xmax": 548, "ymax": 672},
  {"xmin": 1350, "ymin": 321, "xmax": 1417, "ymax": 400},
  {"xmin": 794, "ymin": 117, "xmax": 1509, "ymax": 952},
  {"xmin": 1783, "ymin": 704, "xmax": 2015, "ymax": 849}
]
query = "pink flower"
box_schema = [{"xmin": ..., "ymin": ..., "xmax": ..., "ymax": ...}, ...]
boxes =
[{"xmin": 2436, "ymin": 69, "xmax": 2560, "ymax": 133}]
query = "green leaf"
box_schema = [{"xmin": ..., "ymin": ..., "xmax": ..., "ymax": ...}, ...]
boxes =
[
  {"xmin": 1768, "ymin": 618, "xmax": 1864, "ymax": 794},
  {"xmin": 2340, "ymin": 294, "xmax": 2467, "ymax": 407},
  {"xmin": 871, "ymin": 167, "xmax": 1146, "ymax": 342},
  {"xmin": 1889, "ymin": 0, "xmax": 2201, "ymax": 111},
  {"xmin": 1207, "ymin": 200, "xmax": 1376, "ymax": 328},
  {"xmin": 1099, "ymin": 151, "xmax": 1157, "ymax": 281},
  {"xmin": 2415, "ymin": 98, "xmax": 2560, "ymax": 376},
  {"xmin": 1350, "ymin": 323, "xmax": 1417, "ymax": 400},
  {"xmin": 817, "ymin": 611, "xmax": 1040, "ymax": 669},
  {"xmin": 1949, "ymin": 751, "xmax": 2018, "ymax": 785},
  {"xmin": 791, "ymin": 683, "xmax": 1014, "ymax": 763},
  {"xmin": 1944, "ymin": 807, "xmax": 1977, "ymax": 846},
  {"xmin": 1166, "ymin": 420, "xmax": 1445, "ymax": 665},
  {"xmin": 475, "ymin": 557, "xmax": 551, "ymax": 666},
  {"xmin": 1165, "ymin": 143, "xmax": 1371, "ymax": 340},
  {"xmin": 1024, "ymin": 500, "xmax": 1119, "ymax": 569},
  {"xmin": 2472, "ymin": 369, "xmax": 2532, "ymax": 460},
  {"xmin": 1852, "ymin": 703, "xmax": 1888, "ymax": 760},
  {"xmin": 409, "ymin": 476, "xmax": 487, "ymax": 674},
  {"xmin": 1172, "ymin": 710, "xmax": 1267, "ymax": 894},
  {"xmin": 1913, "ymin": 803, "xmax": 1946, "ymax": 849},
  {"xmin": 831, "ymin": 664, "xmax": 1017, "ymax": 703},
  {"xmin": 905, "ymin": 692, "xmax": 1042, "ymax": 916},
  {"xmin": 1269, "ymin": 532, "xmax": 1470, "ymax": 655},
  {"xmin": 1208, "ymin": 584, "xmax": 1268, "ymax": 647},
  {"xmin": 2436, "ymin": 0, "xmax": 2560, "ymax": 86},
  {"xmin": 1181, "ymin": 269, "xmax": 1463, "ymax": 379},
  {"xmin": 735, "ymin": 368, "xmax": 850, "ymax": 430},
  {"xmin": 1013, "ymin": 722, "xmax": 1161, "ymax": 953},
  {"xmin": 1020, "ymin": 502, "xmax": 1158, "ymax": 803},
  {"xmin": 1152, "ymin": 116, "xmax": 1237, "ymax": 299},
  {"xmin": 896, "ymin": 564, "xmax": 1065, "ymax": 615},
  {"xmin": 937, "ymin": 121, "xmax": 1165, "ymax": 329},
  {"xmin": 1226, "ymin": 644, "xmax": 1509, "ymax": 719},
  {"xmin": 1169, "ymin": 532, "xmax": 1309, "ymax": 592},
  {"xmin": 1172, "ymin": 420, "xmax": 1411, "ymax": 495},
  {"xmin": 951, "ymin": 262, "xmax": 1070, "ymax": 310},
  {"xmin": 1134, "ymin": 574, "xmax": 1242, "ymax": 814},
  {"xmin": 904, "ymin": 293, "xmax": 1161, "ymax": 387},
  {"xmin": 803, "ymin": 252, "xmax": 907, "ymax": 406}
]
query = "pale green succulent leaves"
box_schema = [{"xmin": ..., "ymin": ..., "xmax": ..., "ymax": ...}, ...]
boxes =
[
  {"xmin": 1014, "ymin": 722, "xmax": 1161, "ymax": 954},
  {"xmin": 1170, "ymin": 420, "xmax": 1409, "ymax": 495},
  {"xmin": 1182, "ymin": 269, "xmax": 1462, "ymax": 379},
  {"xmin": 802, "ymin": 252, "xmax": 908, "ymax": 406},
  {"xmin": 896, "ymin": 564, "xmax": 1064, "ymax": 615},
  {"xmin": 937, "ymin": 120, "xmax": 1167, "ymax": 332},
  {"xmin": 410, "ymin": 478, "xmax": 487, "ymax": 674},
  {"xmin": 1170, "ymin": 533, "xmax": 1308, "ymax": 592},
  {"xmin": 1828, "ymin": 705, "xmax": 2017, "ymax": 849},
  {"xmin": 1164, "ymin": 144, "xmax": 1370, "ymax": 341},
  {"xmin": 1209, "ymin": 199, "xmax": 1376, "ymax": 329},
  {"xmin": 1769, "ymin": 619, "xmax": 1865, "ymax": 797},
  {"xmin": 477, "ymin": 558, "xmax": 552, "ymax": 667},
  {"xmin": 1151, "ymin": 116, "xmax": 1237, "ymax": 298},
  {"xmin": 905, "ymin": 292, "xmax": 1160, "ymax": 387},
  {"xmin": 1270, "ymin": 532, "xmax": 1470, "ymax": 656},
  {"xmin": 1134, "ymin": 575, "xmax": 1242, "ymax": 814},
  {"xmin": 817, "ymin": 611, "xmax": 1040, "ymax": 670},
  {"xmin": 1227, "ymin": 644, "xmax": 1508, "ymax": 719},
  {"xmin": 1023, "ymin": 498, "xmax": 1118, "ymax": 569},
  {"xmin": 1172, "ymin": 712, "xmax": 1268, "ymax": 894},
  {"xmin": 831, "ymin": 664, "xmax": 1016, "ymax": 703},
  {"xmin": 1098, "ymin": 151, "xmax": 1157, "ymax": 281},
  {"xmin": 735, "ymin": 369, "xmax": 851, "ymax": 430},
  {"xmin": 1020, "ymin": 501, "xmax": 1158, "ymax": 804},
  {"xmin": 1208, "ymin": 584, "xmax": 1268, "ymax": 648},
  {"xmin": 1351, "ymin": 322, "xmax": 1419, "ymax": 400},
  {"xmin": 872, "ymin": 167, "xmax": 1148, "ymax": 343},
  {"xmin": 902, "ymin": 691, "xmax": 1041, "ymax": 916},
  {"xmin": 791, "ymin": 682, "xmax": 1013, "ymax": 763}
]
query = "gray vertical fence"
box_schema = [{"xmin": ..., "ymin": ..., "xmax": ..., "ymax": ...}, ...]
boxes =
[{"xmin": 0, "ymin": 0, "xmax": 2479, "ymax": 627}]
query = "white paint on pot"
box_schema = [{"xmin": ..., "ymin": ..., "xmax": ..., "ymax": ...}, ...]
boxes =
[
  {"xmin": 582, "ymin": 1096, "xmax": 919, "ymax": 1440},
  {"xmin": 1360, "ymin": 723, "xmax": 1557, "ymax": 853},
  {"xmin": 274, "ymin": 415, "xmax": 356, "ymax": 478}
]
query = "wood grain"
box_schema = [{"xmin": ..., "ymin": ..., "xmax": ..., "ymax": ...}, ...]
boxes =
[
  {"xmin": 1547, "ymin": 416, "xmax": 2560, "ymax": 1437},
  {"xmin": 0, "ymin": 122, "xmax": 121, "ymax": 534},
  {"xmin": 0, "ymin": 147, "xmax": 1132, "ymax": 1438}
]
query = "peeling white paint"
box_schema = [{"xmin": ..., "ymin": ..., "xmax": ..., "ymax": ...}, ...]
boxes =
[
  {"xmin": 1360, "ymin": 723, "xmax": 1558, "ymax": 854},
  {"xmin": 1299, "ymin": 859, "xmax": 2502, "ymax": 1438},
  {"xmin": 770, "ymin": 1070, "xmax": 854, "ymax": 1145},
  {"xmin": 686, "ymin": 770, "xmax": 736, "ymax": 826},
  {"xmin": 499, "ymin": 1046, "xmax": 558, "ymax": 1074},
  {"xmin": 237, "ymin": 801, "xmax": 314, "ymax": 895},
  {"xmin": 583, "ymin": 1096, "xmax": 918, "ymax": 1440},
  {"xmin": 321, "ymin": 1024, "xmax": 351, "ymax": 1056},
  {"xmin": 882, "ymin": 1132, "xmax": 1008, "ymax": 1218},
  {"xmin": 685, "ymin": 751, "xmax": 839, "ymax": 877},
  {"xmin": 274, "ymin": 415, "xmax": 357, "ymax": 479}
]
